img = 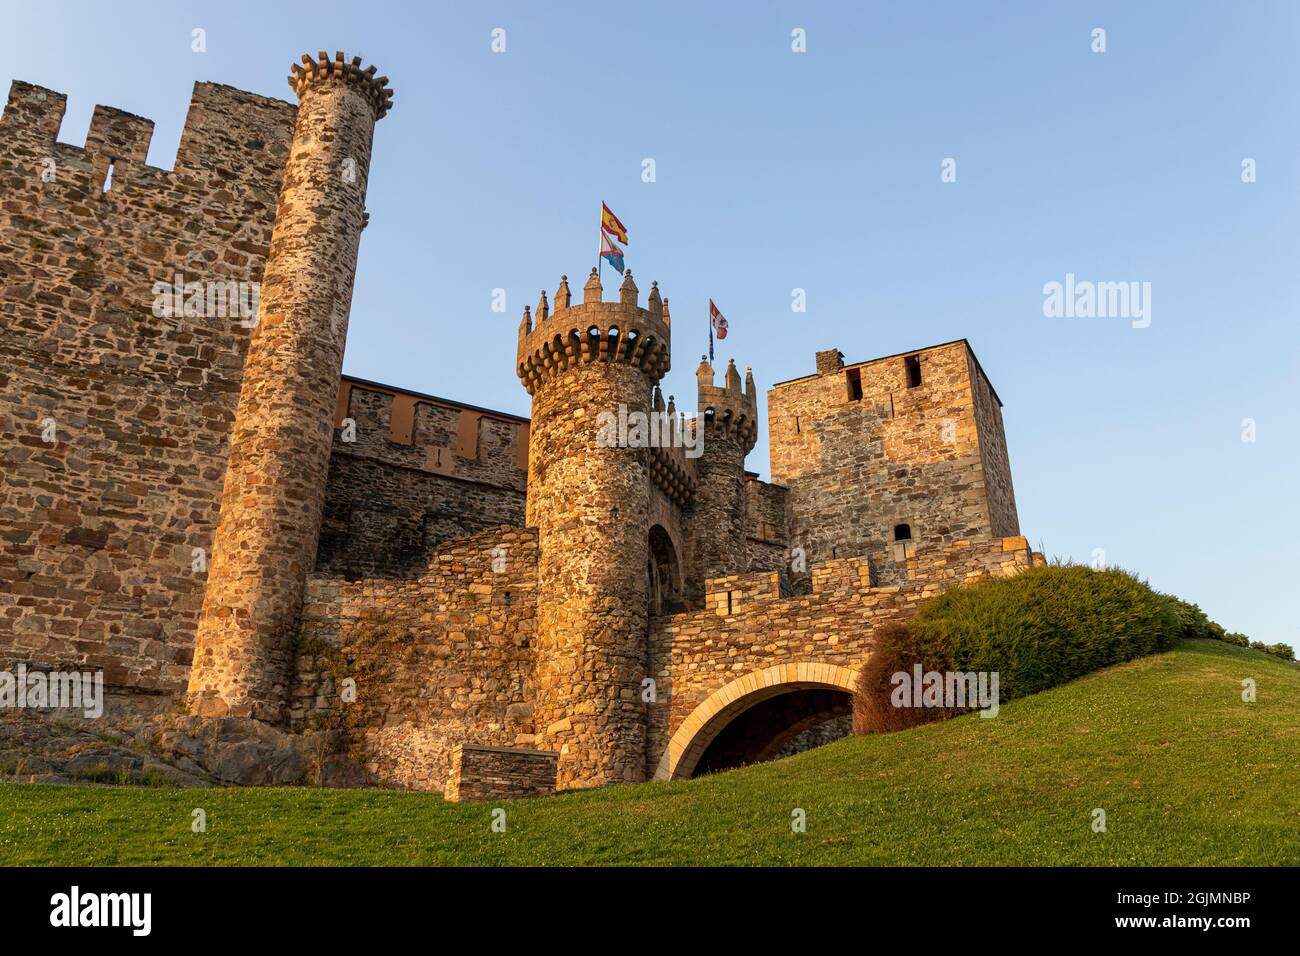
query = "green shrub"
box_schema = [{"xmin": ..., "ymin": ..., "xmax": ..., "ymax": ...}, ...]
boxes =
[
  {"xmin": 1251, "ymin": 641, "xmax": 1295, "ymax": 661},
  {"xmin": 912, "ymin": 565, "xmax": 1180, "ymax": 694},
  {"xmin": 855, "ymin": 565, "xmax": 1184, "ymax": 733}
]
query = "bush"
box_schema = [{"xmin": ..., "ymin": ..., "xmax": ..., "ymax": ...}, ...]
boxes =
[
  {"xmin": 854, "ymin": 565, "xmax": 1184, "ymax": 734},
  {"xmin": 1155, "ymin": 599, "xmax": 1294, "ymax": 659},
  {"xmin": 852, "ymin": 623, "xmax": 952, "ymax": 735}
]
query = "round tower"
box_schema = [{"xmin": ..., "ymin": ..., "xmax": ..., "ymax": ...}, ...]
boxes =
[
  {"xmin": 517, "ymin": 268, "xmax": 671, "ymax": 788},
  {"xmin": 186, "ymin": 52, "xmax": 392, "ymax": 721},
  {"xmin": 685, "ymin": 356, "xmax": 758, "ymax": 604}
]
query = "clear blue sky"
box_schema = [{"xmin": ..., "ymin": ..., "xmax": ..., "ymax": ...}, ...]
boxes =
[{"xmin": 4, "ymin": 1, "xmax": 1298, "ymax": 645}]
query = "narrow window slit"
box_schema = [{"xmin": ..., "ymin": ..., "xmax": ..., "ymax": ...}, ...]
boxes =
[
  {"xmin": 905, "ymin": 355, "xmax": 922, "ymax": 388},
  {"xmin": 846, "ymin": 367, "xmax": 863, "ymax": 401}
]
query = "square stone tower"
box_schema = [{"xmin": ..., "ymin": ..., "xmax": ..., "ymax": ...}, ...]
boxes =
[{"xmin": 767, "ymin": 339, "xmax": 1018, "ymax": 578}]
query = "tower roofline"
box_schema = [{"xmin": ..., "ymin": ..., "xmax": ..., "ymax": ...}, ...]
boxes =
[{"xmin": 770, "ymin": 337, "xmax": 1004, "ymax": 407}]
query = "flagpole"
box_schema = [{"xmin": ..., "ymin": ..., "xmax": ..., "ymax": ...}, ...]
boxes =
[
  {"xmin": 708, "ymin": 301, "xmax": 714, "ymax": 362},
  {"xmin": 596, "ymin": 201, "xmax": 602, "ymax": 285}
]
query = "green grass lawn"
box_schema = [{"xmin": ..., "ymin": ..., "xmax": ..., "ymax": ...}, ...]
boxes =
[{"xmin": 0, "ymin": 639, "xmax": 1294, "ymax": 866}]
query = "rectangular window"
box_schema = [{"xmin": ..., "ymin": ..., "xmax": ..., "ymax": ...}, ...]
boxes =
[
  {"xmin": 846, "ymin": 367, "xmax": 863, "ymax": 401},
  {"xmin": 905, "ymin": 354, "xmax": 922, "ymax": 388}
]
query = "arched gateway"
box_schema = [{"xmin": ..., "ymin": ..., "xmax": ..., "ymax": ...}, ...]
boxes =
[{"xmin": 654, "ymin": 663, "xmax": 860, "ymax": 781}]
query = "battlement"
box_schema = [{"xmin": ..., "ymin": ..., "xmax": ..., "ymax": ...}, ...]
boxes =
[
  {"xmin": 696, "ymin": 356, "xmax": 759, "ymax": 452},
  {"xmin": 287, "ymin": 52, "xmax": 393, "ymax": 119},
  {"xmin": 516, "ymin": 268, "xmax": 672, "ymax": 394},
  {"xmin": 695, "ymin": 534, "xmax": 1035, "ymax": 618},
  {"xmin": 0, "ymin": 79, "xmax": 295, "ymax": 199}
]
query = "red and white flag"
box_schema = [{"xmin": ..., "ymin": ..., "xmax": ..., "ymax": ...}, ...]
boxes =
[{"xmin": 710, "ymin": 299, "xmax": 728, "ymax": 339}]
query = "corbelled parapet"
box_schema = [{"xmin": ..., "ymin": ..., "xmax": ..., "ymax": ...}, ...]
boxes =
[
  {"xmin": 649, "ymin": 388, "xmax": 698, "ymax": 507},
  {"xmin": 516, "ymin": 268, "xmax": 671, "ymax": 396},
  {"xmin": 288, "ymin": 51, "xmax": 393, "ymax": 119},
  {"xmin": 696, "ymin": 356, "xmax": 759, "ymax": 454}
]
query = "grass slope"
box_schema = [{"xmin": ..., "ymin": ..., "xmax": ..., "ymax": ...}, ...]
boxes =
[{"xmin": 0, "ymin": 640, "xmax": 1295, "ymax": 866}]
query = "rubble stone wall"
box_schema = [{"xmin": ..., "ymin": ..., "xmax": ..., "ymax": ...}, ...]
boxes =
[
  {"xmin": 0, "ymin": 80, "xmax": 294, "ymax": 696},
  {"xmin": 291, "ymin": 525, "xmax": 537, "ymax": 791}
]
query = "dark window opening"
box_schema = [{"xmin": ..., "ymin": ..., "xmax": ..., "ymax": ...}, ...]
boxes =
[
  {"xmin": 904, "ymin": 355, "xmax": 922, "ymax": 388},
  {"xmin": 893, "ymin": 523, "xmax": 912, "ymax": 541},
  {"xmin": 846, "ymin": 367, "xmax": 863, "ymax": 401},
  {"xmin": 648, "ymin": 524, "xmax": 683, "ymax": 614}
]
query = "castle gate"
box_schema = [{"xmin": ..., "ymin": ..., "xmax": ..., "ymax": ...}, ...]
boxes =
[{"xmin": 653, "ymin": 663, "xmax": 859, "ymax": 780}]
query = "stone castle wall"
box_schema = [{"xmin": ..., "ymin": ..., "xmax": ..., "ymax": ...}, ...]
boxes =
[
  {"xmin": 743, "ymin": 475, "xmax": 789, "ymax": 572},
  {"xmin": 767, "ymin": 340, "xmax": 1018, "ymax": 571},
  {"xmin": 290, "ymin": 528, "xmax": 1034, "ymax": 791},
  {"xmin": 292, "ymin": 525, "xmax": 537, "ymax": 791},
  {"xmin": 0, "ymin": 80, "xmax": 294, "ymax": 696},
  {"xmin": 966, "ymin": 352, "xmax": 1020, "ymax": 538},
  {"xmin": 317, "ymin": 378, "xmax": 527, "ymax": 579}
]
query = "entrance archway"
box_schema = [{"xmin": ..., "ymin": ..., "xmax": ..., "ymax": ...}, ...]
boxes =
[
  {"xmin": 654, "ymin": 663, "xmax": 859, "ymax": 780},
  {"xmin": 648, "ymin": 524, "xmax": 683, "ymax": 614}
]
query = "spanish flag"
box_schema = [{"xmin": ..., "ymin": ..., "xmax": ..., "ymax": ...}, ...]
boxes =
[{"xmin": 601, "ymin": 202, "xmax": 629, "ymax": 244}]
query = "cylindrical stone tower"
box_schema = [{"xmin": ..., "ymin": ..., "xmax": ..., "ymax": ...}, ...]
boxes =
[
  {"xmin": 685, "ymin": 357, "xmax": 758, "ymax": 604},
  {"xmin": 187, "ymin": 52, "xmax": 392, "ymax": 721},
  {"xmin": 517, "ymin": 268, "xmax": 671, "ymax": 788}
]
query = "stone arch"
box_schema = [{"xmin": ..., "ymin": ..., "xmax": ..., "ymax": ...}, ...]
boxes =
[
  {"xmin": 647, "ymin": 523, "xmax": 682, "ymax": 614},
  {"xmin": 654, "ymin": 663, "xmax": 859, "ymax": 781}
]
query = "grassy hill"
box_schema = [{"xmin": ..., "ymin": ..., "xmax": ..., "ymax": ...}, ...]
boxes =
[{"xmin": 0, "ymin": 639, "xmax": 1294, "ymax": 866}]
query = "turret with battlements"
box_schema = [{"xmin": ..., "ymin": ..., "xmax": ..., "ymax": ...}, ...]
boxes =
[
  {"xmin": 683, "ymin": 355, "xmax": 760, "ymax": 602},
  {"xmin": 516, "ymin": 267, "xmax": 670, "ymax": 788}
]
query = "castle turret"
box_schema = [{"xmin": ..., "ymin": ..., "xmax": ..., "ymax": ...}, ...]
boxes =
[
  {"xmin": 517, "ymin": 268, "xmax": 671, "ymax": 788},
  {"xmin": 684, "ymin": 355, "xmax": 758, "ymax": 603},
  {"xmin": 186, "ymin": 53, "xmax": 392, "ymax": 721}
]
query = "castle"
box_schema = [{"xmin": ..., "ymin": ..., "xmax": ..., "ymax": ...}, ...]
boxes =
[{"xmin": 0, "ymin": 53, "xmax": 1041, "ymax": 797}]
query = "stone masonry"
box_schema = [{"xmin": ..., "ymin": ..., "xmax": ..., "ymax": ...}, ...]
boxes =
[
  {"xmin": 0, "ymin": 53, "xmax": 1036, "ymax": 798},
  {"xmin": 0, "ymin": 77, "xmax": 294, "ymax": 701},
  {"xmin": 444, "ymin": 744, "xmax": 557, "ymax": 803},
  {"xmin": 187, "ymin": 53, "xmax": 392, "ymax": 723}
]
